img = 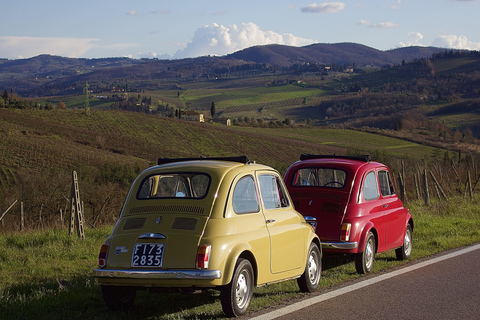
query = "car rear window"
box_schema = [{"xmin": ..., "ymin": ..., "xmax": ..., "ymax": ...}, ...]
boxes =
[
  {"xmin": 137, "ymin": 173, "xmax": 210, "ymax": 199},
  {"xmin": 290, "ymin": 167, "xmax": 347, "ymax": 188}
]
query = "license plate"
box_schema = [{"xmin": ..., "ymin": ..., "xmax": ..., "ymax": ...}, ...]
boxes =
[{"xmin": 131, "ymin": 243, "xmax": 165, "ymax": 267}]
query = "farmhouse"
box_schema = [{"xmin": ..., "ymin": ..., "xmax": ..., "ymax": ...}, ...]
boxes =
[{"xmin": 182, "ymin": 111, "xmax": 204, "ymax": 122}]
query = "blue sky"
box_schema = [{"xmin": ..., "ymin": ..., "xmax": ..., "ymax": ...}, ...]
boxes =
[{"xmin": 1, "ymin": 0, "xmax": 479, "ymax": 60}]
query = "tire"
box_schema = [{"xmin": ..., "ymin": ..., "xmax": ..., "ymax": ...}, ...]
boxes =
[
  {"xmin": 355, "ymin": 232, "xmax": 375, "ymax": 274},
  {"xmin": 396, "ymin": 224, "xmax": 413, "ymax": 260},
  {"xmin": 297, "ymin": 242, "xmax": 321, "ymax": 292},
  {"xmin": 101, "ymin": 285, "xmax": 136, "ymax": 312},
  {"xmin": 220, "ymin": 258, "xmax": 254, "ymax": 317}
]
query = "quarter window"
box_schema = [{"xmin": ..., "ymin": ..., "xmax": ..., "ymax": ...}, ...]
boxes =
[
  {"xmin": 378, "ymin": 170, "xmax": 395, "ymax": 196},
  {"xmin": 363, "ymin": 171, "xmax": 379, "ymax": 201},
  {"xmin": 259, "ymin": 174, "xmax": 290, "ymax": 210},
  {"xmin": 232, "ymin": 176, "xmax": 259, "ymax": 214}
]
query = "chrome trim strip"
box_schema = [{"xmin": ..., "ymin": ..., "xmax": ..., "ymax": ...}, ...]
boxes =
[
  {"xmin": 93, "ymin": 268, "xmax": 221, "ymax": 280},
  {"xmin": 138, "ymin": 233, "xmax": 166, "ymax": 239},
  {"xmin": 321, "ymin": 241, "xmax": 358, "ymax": 250}
]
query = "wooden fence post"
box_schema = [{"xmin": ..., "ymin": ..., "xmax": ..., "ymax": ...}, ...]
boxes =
[
  {"xmin": 430, "ymin": 171, "xmax": 448, "ymax": 201},
  {"xmin": 423, "ymin": 169, "xmax": 430, "ymax": 206},
  {"xmin": 0, "ymin": 200, "xmax": 18, "ymax": 225},
  {"xmin": 20, "ymin": 201, "xmax": 24, "ymax": 230}
]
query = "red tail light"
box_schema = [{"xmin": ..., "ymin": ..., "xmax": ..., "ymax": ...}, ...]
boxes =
[
  {"xmin": 98, "ymin": 243, "xmax": 110, "ymax": 268},
  {"xmin": 340, "ymin": 223, "xmax": 351, "ymax": 241},
  {"xmin": 196, "ymin": 245, "xmax": 212, "ymax": 269}
]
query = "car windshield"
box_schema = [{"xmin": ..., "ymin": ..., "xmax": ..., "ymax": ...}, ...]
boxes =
[
  {"xmin": 137, "ymin": 173, "xmax": 210, "ymax": 199},
  {"xmin": 290, "ymin": 167, "xmax": 347, "ymax": 188}
]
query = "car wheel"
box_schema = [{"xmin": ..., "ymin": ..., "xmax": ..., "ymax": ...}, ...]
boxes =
[
  {"xmin": 355, "ymin": 232, "xmax": 375, "ymax": 274},
  {"xmin": 396, "ymin": 224, "xmax": 413, "ymax": 260},
  {"xmin": 297, "ymin": 242, "xmax": 321, "ymax": 292},
  {"xmin": 221, "ymin": 258, "xmax": 254, "ymax": 317},
  {"xmin": 101, "ymin": 285, "xmax": 136, "ymax": 311}
]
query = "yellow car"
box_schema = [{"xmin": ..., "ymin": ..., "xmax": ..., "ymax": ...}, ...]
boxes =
[{"xmin": 93, "ymin": 156, "xmax": 321, "ymax": 317}]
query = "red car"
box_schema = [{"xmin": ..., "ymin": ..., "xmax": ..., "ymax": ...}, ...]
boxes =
[{"xmin": 284, "ymin": 154, "xmax": 413, "ymax": 274}]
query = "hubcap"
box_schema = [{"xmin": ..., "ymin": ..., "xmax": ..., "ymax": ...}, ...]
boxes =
[
  {"xmin": 235, "ymin": 271, "xmax": 249, "ymax": 308},
  {"xmin": 404, "ymin": 229, "xmax": 412, "ymax": 256},
  {"xmin": 365, "ymin": 238, "xmax": 374, "ymax": 270},
  {"xmin": 308, "ymin": 252, "xmax": 319, "ymax": 284}
]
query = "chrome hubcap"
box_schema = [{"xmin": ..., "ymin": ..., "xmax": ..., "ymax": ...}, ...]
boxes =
[
  {"xmin": 235, "ymin": 271, "xmax": 249, "ymax": 308},
  {"xmin": 308, "ymin": 252, "xmax": 319, "ymax": 284},
  {"xmin": 365, "ymin": 239, "xmax": 374, "ymax": 270},
  {"xmin": 404, "ymin": 229, "xmax": 412, "ymax": 256}
]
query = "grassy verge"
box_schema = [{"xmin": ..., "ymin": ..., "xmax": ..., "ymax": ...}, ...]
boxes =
[{"xmin": 1, "ymin": 195, "xmax": 479, "ymax": 320}]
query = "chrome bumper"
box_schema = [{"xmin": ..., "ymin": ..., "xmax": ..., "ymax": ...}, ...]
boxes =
[
  {"xmin": 93, "ymin": 268, "xmax": 222, "ymax": 280},
  {"xmin": 321, "ymin": 241, "xmax": 358, "ymax": 250}
]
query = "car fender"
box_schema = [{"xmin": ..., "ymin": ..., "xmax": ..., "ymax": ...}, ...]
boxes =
[
  {"xmin": 220, "ymin": 243, "xmax": 258, "ymax": 286},
  {"xmin": 356, "ymin": 222, "xmax": 377, "ymax": 253}
]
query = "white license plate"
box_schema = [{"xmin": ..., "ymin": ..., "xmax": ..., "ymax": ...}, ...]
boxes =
[{"xmin": 131, "ymin": 243, "xmax": 165, "ymax": 267}]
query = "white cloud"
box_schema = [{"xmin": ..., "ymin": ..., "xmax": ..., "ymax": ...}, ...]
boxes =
[
  {"xmin": 397, "ymin": 32, "xmax": 425, "ymax": 47},
  {"xmin": 301, "ymin": 2, "xmax": 346, "ymax": 13},
  {"xmin": 432, "ymin": 35, "xmax": 480, "ymax": 50},
  {"xmin": 0, "ymin": 36, "xmax": 100, "ymax": 59},
  {"xmin": 357, "ymin": 19, "xmax": 371, "ymax": 26},
  {"xmin": 127, "ymin": 10, "xmax": 138, "ymax": 16},
  {"xmin": 368, "ymin": 22, "xmax": 399, "ymax": 28},
  {"xmin": 173, "ymin": 22, "xmax": 316, "ymax": 59},
  {"xmin": 389, "ymin": 0, "xmax": 402, "ymax": 9}
]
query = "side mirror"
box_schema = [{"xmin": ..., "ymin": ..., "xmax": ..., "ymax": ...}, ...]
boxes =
[{"xmin": 304, "ymin": 216, "xmax": 317, "ymax": 232}]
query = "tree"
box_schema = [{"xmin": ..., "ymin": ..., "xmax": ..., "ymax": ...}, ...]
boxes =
[
  {"xmin": 210, "ymin": 102, "xmax": 216, "ymax": 118},
  {"xmin": 58, "ymin": 101, "xmax": 66, "ymax": 109}
]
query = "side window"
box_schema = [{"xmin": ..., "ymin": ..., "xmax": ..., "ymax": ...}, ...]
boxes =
[
  {"xmin": 378, "ymin": 170, "xmax": 395, "ymax": 196},
  {"xmin": 259, "ymin": 174, "xmax": 290, "ymax": 210},
  {"xmin": 232, "ymin": 176, "xmax": 259, "ymax": 214},
  {"xmin": 363, "ymin": 171, "xmax": 379, "ymax": 201}
]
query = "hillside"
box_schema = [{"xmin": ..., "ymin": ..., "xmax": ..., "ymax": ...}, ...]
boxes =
[
  {"xmin": 0, "ymin": 43, "xmax": 449, "ymax": 97},
  {"xmin": 0, "ymin": 108, "xmax": 445, "ymax": 228}
]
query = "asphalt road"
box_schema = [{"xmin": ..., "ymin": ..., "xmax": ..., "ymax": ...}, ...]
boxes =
[{"xmin": 249, "ymin": 243, "xmax": 480, "ymax": 320}]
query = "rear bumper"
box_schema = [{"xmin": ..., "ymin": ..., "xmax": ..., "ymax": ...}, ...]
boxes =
[
  {"xmin": 321, "ymin": 241, "xmax": 358, "ymax": 250},
  {"xmin": 93, "ymin": 268, "xmax": 222, "ymax": 280}
]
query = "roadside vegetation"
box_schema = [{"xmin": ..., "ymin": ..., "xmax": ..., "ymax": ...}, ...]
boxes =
[{"xmin": 0, "ymin": 195, "xmax": 479, "ymax": 320}]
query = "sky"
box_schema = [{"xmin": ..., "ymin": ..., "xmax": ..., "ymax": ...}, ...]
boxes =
[{"xmin": 1, "ymin": 0, "xmax": 479, "ymax": 60}]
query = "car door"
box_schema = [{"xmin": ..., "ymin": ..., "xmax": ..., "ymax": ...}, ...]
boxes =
[
  {"xmin": 361, "ymin": 170, "xmax": 386, "ymax": 248},
  {"xmin": 257, "ymin": 172, "xmax": 305, "ymax": 274},
  {"xmin": 378, "ymin": 169, "xmax": 405, "ymax": 248}
]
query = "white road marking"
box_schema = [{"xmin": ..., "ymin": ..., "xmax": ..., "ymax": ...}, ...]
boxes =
[{"xmin": 249, "ymin": 243, "xmax": 480, "ymax": 320}]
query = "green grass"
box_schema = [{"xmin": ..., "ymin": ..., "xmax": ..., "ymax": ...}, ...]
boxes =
[{"xmin": 1, "ymin": 196, "xmax": 479, "ymax": 319}]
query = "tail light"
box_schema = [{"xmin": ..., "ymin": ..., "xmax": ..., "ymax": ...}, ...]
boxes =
[
  {"xmin": 196, "ymin": 245, "xmax": 212, "ymax": 269},
  {"xmin": 98, "ymin": 243, "xmax": 110, "ymax": 268},
  {"xmin": 340, "ymin": 223, "xmax": 351, "ymax": 241}
]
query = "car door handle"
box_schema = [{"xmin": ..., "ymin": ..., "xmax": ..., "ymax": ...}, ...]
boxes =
[
  {"xmin": 383, "ymin": 204, "xmax": 389, "ymax": 208},
  {"xmin": 266, "ymin": 219, "xmax": 275, "ymax": 224}
]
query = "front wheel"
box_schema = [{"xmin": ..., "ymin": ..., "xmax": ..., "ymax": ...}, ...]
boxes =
[
  {"xmin": 355, "ymin": 232, "xmax": 375, "ymax": 274},
  {"xmin": 396, "ymin": 224, "xmax": 413, "ymax": 260},
  {"xmin": 220, "ymin": 258, "xmax": 254, "ymax": 317},
  {"xmin": 297, "ymin": 242, "xmax": 321, "ymax": 292},
  {"xmin": 101, "ymin": 285, "xmax": 136, "ymax": 311}
]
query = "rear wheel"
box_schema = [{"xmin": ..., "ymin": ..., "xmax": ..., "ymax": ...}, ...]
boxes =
[
  {"xmin": 101, "ymin": 285, "xmax": 136, "ymax": 311},
  {"xmin": 396, "ymin": 224, "xmax": 413, "ymax": 260},
  {"xmin": 355, "ymin": 232, "xmax": 375, "ymax": 274},
  {"xmin": 297, "ymin": 242, "xmax": 321, "ymax": 292},
  {"xmin": 221, "ymin": 258, "xmax": 254, "ymax": 317}
]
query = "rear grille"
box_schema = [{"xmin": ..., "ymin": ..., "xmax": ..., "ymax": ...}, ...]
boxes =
[
  {"xmin": 129, "ymin": 205, "xmax": 204, "ymax": 215},
  {"xmin": 123, "ymin": 217, "xmax": 146, "ymax": 230},
  {"xmin": 171, "ymin": 217, "xmax": 198, "ymax": 231}
]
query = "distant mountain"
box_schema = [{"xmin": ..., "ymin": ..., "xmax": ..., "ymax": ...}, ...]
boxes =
[
  {"xmin": 0, "ymin": 43, "xmax": 451, "ymax": 96},
  {"xmin": 228, "ymin": 43, "xmax": 447, "ymax": 67}
]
